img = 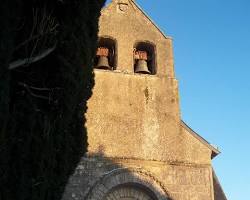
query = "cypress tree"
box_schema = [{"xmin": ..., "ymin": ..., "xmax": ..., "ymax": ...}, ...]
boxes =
[{"xmin": 0, "ymin": 0, "xmax": 105, "ymax": 199}]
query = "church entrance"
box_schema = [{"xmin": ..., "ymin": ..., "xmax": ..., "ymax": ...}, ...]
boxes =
[{"xmin": 104, "ymin": 185, "xmax": 156, "ymax": 200}]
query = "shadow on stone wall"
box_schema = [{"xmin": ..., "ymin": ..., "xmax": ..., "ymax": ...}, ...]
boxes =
[
  {"xmin": 0, "ymin": 1, "xmax": 105, "ymax": 200},
  {"xmin": 62, "ymin": 152, "xmax": 173, "ymax": 200}
]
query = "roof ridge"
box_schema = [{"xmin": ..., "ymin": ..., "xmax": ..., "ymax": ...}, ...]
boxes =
[
  {"xmin": 181, "ymin": 120, "xmax": 220, "ymax": 158},
  {"xmin": 129, "ymin": 0, "xmax": 171, "ymax": 39}
]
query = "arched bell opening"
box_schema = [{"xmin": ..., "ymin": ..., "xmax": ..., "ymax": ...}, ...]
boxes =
[
  {"xmin": 94, "ymin": 37, "xmax": 117, "ymax": 70},
  {"xmin": 134, "ymin": 42, "xmax": 156, "ymax": 75}
]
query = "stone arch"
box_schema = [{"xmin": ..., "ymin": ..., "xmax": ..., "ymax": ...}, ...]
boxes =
[
  {"xmin": 103, "ymin": 183, "xmax": 157, "ymax": 200},
  {"xmin": 133, "ymin": 40, "xmax": 157, "ymax": 75},
  {"xmin": 94, "ymin": 35, "xmax": 118, "ymax": 70},
  {"xmin": 85, "ymin": 168, "xmax": 169, "ymax": 200}
]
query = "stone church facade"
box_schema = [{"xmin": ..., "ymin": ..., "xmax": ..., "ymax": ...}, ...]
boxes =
[{"xmin": 63, "ymin": 0, "xmax": 227, "ymax": 200}]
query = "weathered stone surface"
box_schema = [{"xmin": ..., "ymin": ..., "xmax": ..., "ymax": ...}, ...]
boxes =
[
  {"xmin": 87, "ymin": 71, "xmax": 182, "ymax": 162},
  {"xmin": 62, "ymin": 1, "xmax": 227, "ymax": 200},
  {"xmin": 86, "ymin": 0, "xmax": 215, "ymax": 165},
  {"xmin": 62, "ymin": 157, "xmax": 213, "ymax": 200},
  {"xmin": 86, "ymin": 0, "xmax": 205, "ymax": 164}
]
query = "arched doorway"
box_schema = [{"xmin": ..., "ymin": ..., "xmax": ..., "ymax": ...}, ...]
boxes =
[
  {"xmin": 85, "ymin": 168, "xmax": 169, "ymax": 200},
  {"xmin": 104, "ymin": 184, "xmax": 157, "ymax": 200}
]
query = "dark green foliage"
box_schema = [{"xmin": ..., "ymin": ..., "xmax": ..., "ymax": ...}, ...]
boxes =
[{"xmin": 0, "ymin": 0, "xmax": 105, "ymax": 199}]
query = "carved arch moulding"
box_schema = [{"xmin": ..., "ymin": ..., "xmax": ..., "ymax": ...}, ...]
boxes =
[{"xmin": 85, "ymin": 168, "xmax": 170, "ymax": 200}]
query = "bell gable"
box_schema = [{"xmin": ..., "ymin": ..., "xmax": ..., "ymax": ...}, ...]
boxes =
[{"xmin": 98, "ymin": 0, "xmax": 174, "ymax": 77}]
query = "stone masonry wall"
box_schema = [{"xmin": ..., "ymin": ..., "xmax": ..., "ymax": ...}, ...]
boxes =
[
  {"xmin": 178, "ymin": 125, "xmax": 212, "ymax": 165},
  {"xmin": 78, "ymin": 1, "xmax": 217, "ymax": 200},
  {"xmin": 62, "ymin": 157, "xmax": 214, "ymax": 200},
  {"xmin": 87, "ymin": 70, "xmax": 181, "ymax": 162},
  {"xmin": 86, "ymin": 0, "xmax": 184, "ymax": 163}
]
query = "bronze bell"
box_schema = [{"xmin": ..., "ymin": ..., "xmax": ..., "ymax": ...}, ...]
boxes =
[
  {"xmin": 96, "ymin": 56, "xmax": 111, "ymax": 70},
  {"xmin": 135, "ymin": 59, "xmax": 150, "ymax": 74}
]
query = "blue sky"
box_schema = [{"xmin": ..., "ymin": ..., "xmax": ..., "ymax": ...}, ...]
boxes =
[{"xmin": 105, "ymin": 1, "xmax": 250, "ymax": 199}]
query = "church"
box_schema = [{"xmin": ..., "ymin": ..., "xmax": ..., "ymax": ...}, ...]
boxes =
[{"xmin": 63, "ymin": 0, "xmax": 227, "ymax": 199}]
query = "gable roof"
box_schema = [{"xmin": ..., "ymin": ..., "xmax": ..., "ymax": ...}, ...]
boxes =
[
  {"xmin": 103, "ymin": 0, "xmax": 171, "ymax": 40},
  {"xmin": 181, "ymin": 120, "xmax": 220, "ymax": 159}
]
